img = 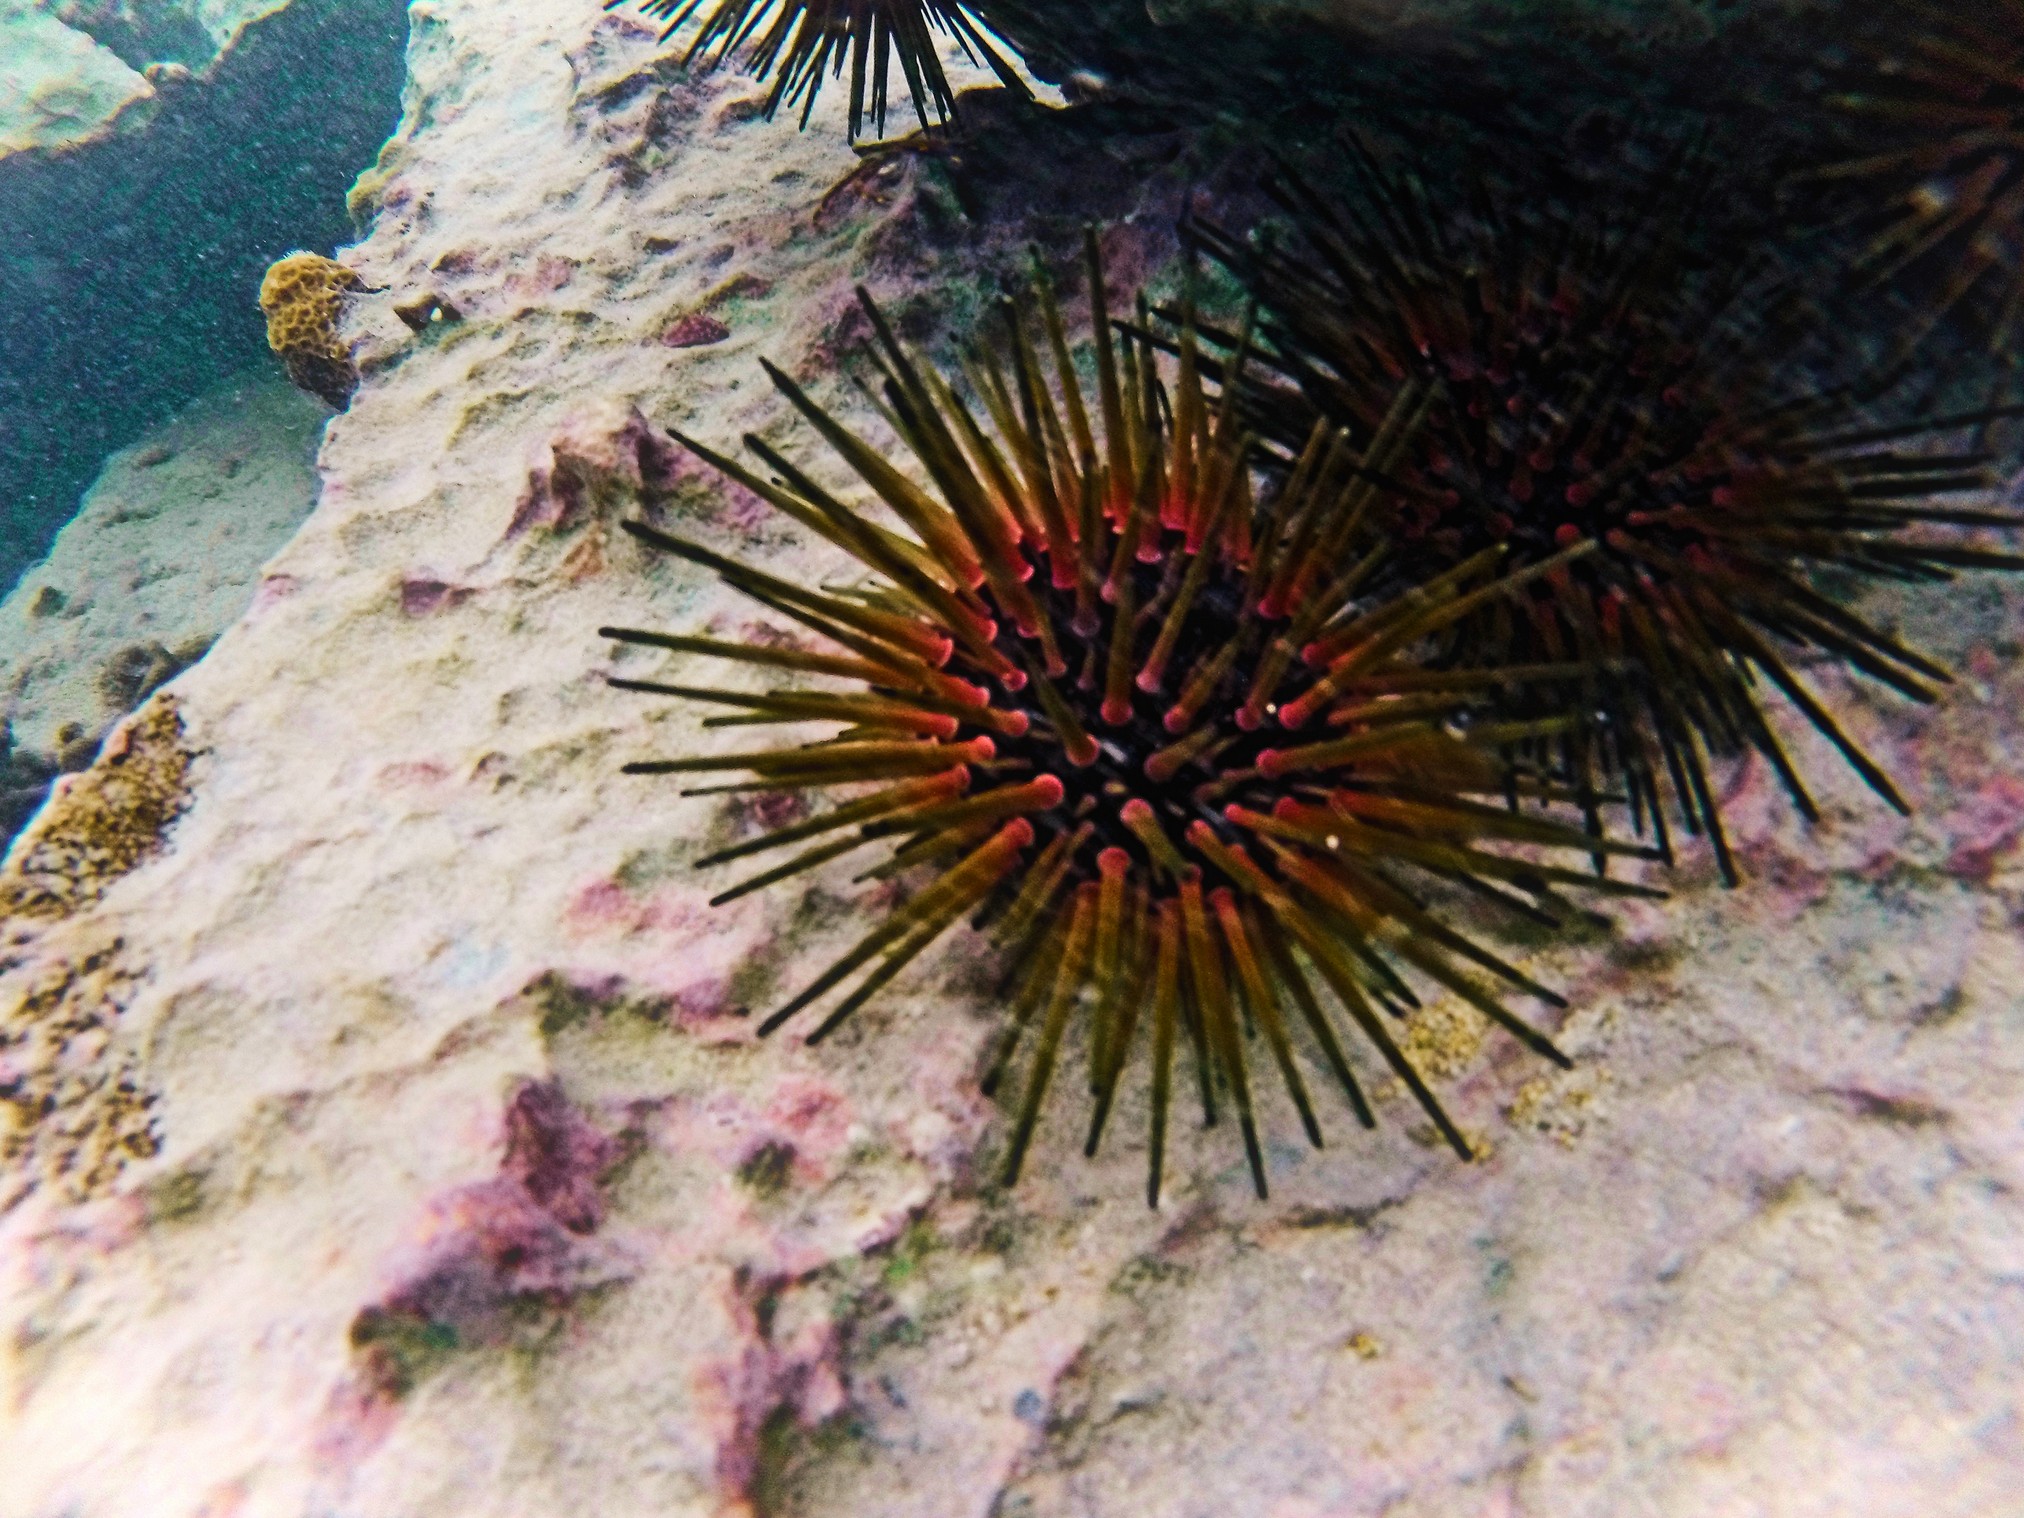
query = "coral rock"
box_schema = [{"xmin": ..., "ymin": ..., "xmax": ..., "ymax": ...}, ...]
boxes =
[
  {"xmin": 258, "ymin": 250, "xmax": 368, "ymax": 408},
  {"xmin": 0, "ymin": 696, "xmax": 192, "ymax": 923}
]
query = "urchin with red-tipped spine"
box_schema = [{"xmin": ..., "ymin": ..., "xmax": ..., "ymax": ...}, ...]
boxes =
[
  {"xmin": 615, "ymin": 0, "xmax": 1031, "ymax": 140},
  {"xmin": 605, "ymin": 234, "xmax": 1661, "ymax": 1203},
  {"xmin": 1185, "ymin": 142, "xmax": 2024, "ymax": 883}
]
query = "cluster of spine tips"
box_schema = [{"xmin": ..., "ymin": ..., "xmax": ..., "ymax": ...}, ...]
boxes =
[
  {"xmin": 616, "ymin": 0, "xmax": 1029, "ymax": 140},
  {"xmin": 606, "ymin": 234, "xmax": 1684, "ymax": 1204},
  {"xmin": 1181, "ymin": 145, "xmax": 2024, "ymax": 883}
]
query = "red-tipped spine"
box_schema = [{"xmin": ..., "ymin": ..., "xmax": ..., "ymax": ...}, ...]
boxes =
[
  {"xmin": 1137, "ymin": 534, "xmax": 1217, "ymax": 696},
  {"xmin": 878, "ymin": 775, "xmax": 1063, "ymax": 839},
  {"xmin": 1163, "ymin": 635, "xmax": 1244, "ymax": 734},
  {"xmin": 1182, "ymin": 819, "xmax": 1279, "ymax": 900},
  {"xmin": 1275, "ymin": 667, "xmax": 1344, "ymax": 731},
  {"xmin": 1120, "ymin": 797, "xmax": 1191, "ymax": 878},
  {"xmin": 1144, "ymin": 726, "xmax": 1220, "ymax": 785},
  {"xmin": 1024, "ymin": 663, "xmax": 1100, "ymax": 767},
  {"xmin": 1071, "ymin": 472, "xmax": 1105, "ymax": 637},
  {"xmin": 1101, "ymin": 563, "xmax": 1140, "ymax": 725},
  {"xmin": 963, "ymin": 704, "xmax": 1031, "ymax": 739}
]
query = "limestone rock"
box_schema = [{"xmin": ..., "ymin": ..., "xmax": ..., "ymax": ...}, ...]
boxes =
[{"xmin": 0, "ymin": 0, "xmax": 153, "ymax": 156}]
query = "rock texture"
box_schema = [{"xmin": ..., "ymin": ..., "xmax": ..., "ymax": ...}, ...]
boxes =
[
  {"xmin": 0, "ymin": 0, "xmax": 152, "ymax": 156},
  {"xmin": 0, "ymin": 367, "xmax": 325, "ymax": 845},
  {"xmin": 2, "ymin": 5, "xmax": 2020, "ymax": 1518}
]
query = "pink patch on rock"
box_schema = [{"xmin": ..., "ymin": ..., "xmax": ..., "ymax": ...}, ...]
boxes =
[
  {"xmin": 1941, "ymin": 772, "xmax": 2024, "ymax": 881},
  {"xmin": 502, "ymin": 1079, "xmax": 624, "ymax": 1233},
  {"xmin": 250, "ymin": 574, "xmax": 301, "ymax": 614},
  {"xmin": 765, "ymin": 1077, "xmax": 851, "ymax": 1154},
  {"xmin": 377, "ymin": 760, "xmax": 451, "ymax": 789},
  {"xmin": 564, "ymin": 878, "xmax": 639, "ymax": 935},
  {"xmin": 660, "ymin": 313, "xmax": 732, "ymax": 348},
  {"xmin": 701, "ymin": 1269, "xmax": 849, "ymax": 1504},
  {"xmin": 710, "ymin": 272, "xmax": 773, "ymax": 304},
  {"xmin": 399, "ymin": 578, "xmax": 473, "ymax": 617},
  {"xmin": 653, "ymin": 1076, "xmax": 853, "ymax": 1183},
  {"xmin": 669, "ymin": 975, "xmax": 741, "ymax": 1032},
  {"xmin": 505, "ymin": 254, "xmax": 576, "ymax": 301},
  {"xmin": 320, "ymin": 1082, "xmax": 629, "ymax": 1466},
  {"xmin": 661, "ymin": 442, "xmax": 771, "ymax": 532},
  {"xmin": 727, "ymin": 787, "xmax": 808, "ymax": 836},
  {"xmin": 508, "ymin": 403, "xmax": 681, "ymax": 540}
]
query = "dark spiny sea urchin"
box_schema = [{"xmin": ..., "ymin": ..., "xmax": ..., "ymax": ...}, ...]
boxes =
[
  {"xmin": 616, "ymin": 0, "xmax": 1031, "ymax": 140},
  {"xmin": 1812, "ymin": 2, "xmax": 2024, "ymax": 366},
  {"xmin": 603, "ymin": 235, "xmax": 1665, "ymax": 1202},
  {"xmin": 1183, "ymin": 143, "xmax": 2024, "ymax": 882}
]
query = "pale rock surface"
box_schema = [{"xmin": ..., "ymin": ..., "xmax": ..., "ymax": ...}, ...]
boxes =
[
  {"xmin": 0, "ymin": 0, "xmax": 302, "ymax": 156},
  {"xmin": 0, "ymin": 367, "xmax": 326, "ymax": 762},
  {"xmin": 1, "ymin": 5, "xmax": 2020, "ymax": 1518},
  {"xmin": 1154, "ymin": 0, "xmax": 1815, "ymax": 38},
  {"xmin": 0, "ymin": 0, "xmax": 151, "ymax": 154}
]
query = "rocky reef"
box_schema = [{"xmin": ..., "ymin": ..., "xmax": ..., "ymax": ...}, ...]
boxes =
[
  {"xmin": 1, "ymin": 2, "xmax": 2021, "ymax": 1516},
  {"xmin": 0, "ymin": 366, "xmax": 325, "ymax": 844},
  {"xmin": 0, "ymin": 0, "xmax": 409, "ymax": 594}
]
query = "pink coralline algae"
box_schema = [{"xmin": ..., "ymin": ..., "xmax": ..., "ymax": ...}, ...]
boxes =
[
  {"xmin": 557, "ymin": 879, "xmax": 765, "ymax": 1035},
  {"xmin": 673, "ymin": 1075, "xmax": 856, "ymax": 1186},
  {"xmin": 503, "ymin": 254, "xmax": 577, "ymax": 302},
  {"xmin": 397, "ymin": 578, "xmax": 473, "ymax": 618},
  {"xmin": 340, "ymin": 1081, "xmax": 628, "ymax": 1413},
  {"xmin": 507, "ymin": 404, "xmax": 683, "ymax": 540},
  {"xmin": 660, "ymin": 312, "xmax": 732, "ymax": 348},
  {"xmin": 249, "ymin": 574, "xmax": 301, "ymax": 615},
  {"xmin": 501, "ymin": 1079, "xmax": 624, "ymax": 1231},
  {"xmin": 703, "ymin": 1266, "xmax": 848, "ymax": 1501},
  {"xmin": 1941, "ymin": 773, "xmax": 2024, "ymax": 882}
]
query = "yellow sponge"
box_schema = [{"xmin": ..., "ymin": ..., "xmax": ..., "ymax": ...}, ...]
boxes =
[{"xmin": 259, "ymin": 252, "xmax": 367, "ymax": 408}]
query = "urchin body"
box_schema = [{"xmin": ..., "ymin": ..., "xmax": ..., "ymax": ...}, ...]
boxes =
[
  {"xmin": 1188, "ymin": 149, "xmax": 2024, "ymax": 877},
  {"xmin": 606, "ymin": 237, "xmax": 1657, "ymax": 1202}
]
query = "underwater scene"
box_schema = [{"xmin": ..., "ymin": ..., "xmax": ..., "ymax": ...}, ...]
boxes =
[{"xmin": 2, "ymin": 1, "xmax": 2022, "ymax": 1512}]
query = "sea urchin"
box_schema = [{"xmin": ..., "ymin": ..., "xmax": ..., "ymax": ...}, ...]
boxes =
[
  {"xmin": 605, "ymin": 235, "xmax": 1663, "ymax": 1202},
  {"xmin": 618, "ymin": 0, "xmax": 1031, "ymax": 140},
  {"xmin": 1185, "ymin": 144, "xmax": 2024, "ymax": 882}
]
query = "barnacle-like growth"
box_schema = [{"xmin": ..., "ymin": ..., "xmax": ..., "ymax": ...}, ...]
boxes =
[
  {"xmin": 1814, "ymin": 3, "xmax": 2024, "ymax": 362},
  {"xmin": 620, "ymin": 0, "xmax": 1031, "ymax": 140},
  {"xmin": 1185, "ymin": 147, "xmax": 2024, "ymax": 881},
  {"xmin": 605, "ymin": 236, "xmax": 1659, "ymax": 1202}
]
